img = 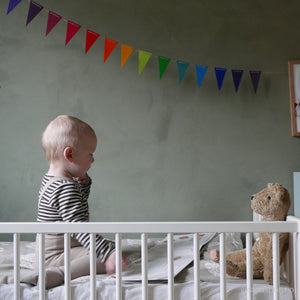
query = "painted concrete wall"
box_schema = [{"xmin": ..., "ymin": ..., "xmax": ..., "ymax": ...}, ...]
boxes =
[{"xmin": 0, "ymin": 0, "xmax": 299, "ymax": 231}]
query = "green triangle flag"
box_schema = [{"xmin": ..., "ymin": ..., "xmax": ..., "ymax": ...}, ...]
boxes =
[
  {"xmin": 158, "ymin": 56, "xmax": 171, "ymax": 79},
  {"xmin": 138, "ymin": 50, "xmax": 152, "ymax": 75}
]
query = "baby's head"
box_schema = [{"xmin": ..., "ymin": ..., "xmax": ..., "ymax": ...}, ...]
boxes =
[{"xmin": 42, "ymin": 115, "xmax": 96, "ymax": 163}]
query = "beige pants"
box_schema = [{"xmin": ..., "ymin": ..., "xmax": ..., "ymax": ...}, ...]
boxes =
[{"xmin": 35, "ymin": 234, "xmax": 106, "ymax": 289}]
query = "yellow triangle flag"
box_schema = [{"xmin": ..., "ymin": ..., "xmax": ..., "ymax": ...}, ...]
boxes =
[
  {"xmin": 139, "ymin": 50, "xmax": 152, "ymax": 75},
  {"xmin": 121, "ymin": 44, "xmax": 134, "ymax": 68}
]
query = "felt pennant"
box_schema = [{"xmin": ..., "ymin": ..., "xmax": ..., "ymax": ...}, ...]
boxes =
[
  {"xmin": 138, "ymin": 50, "xmax": 152, "ymax": 75},
  {"xmin": 46, "ymin": 11, "xmax": 62, "ymax": 36},
  {"xmin": 7, "ymin": 0, "xmax": 22, "ymax": 14},
  {"xmin": 158, "ymin": 56, "xmax": 171, "ymax": 79},
  {"xmin": 231, "ymin": 70, "xmax": 243, "ymax": 92},
  {"xmin": 65, "ymin": 21, "xmax": 81, "ymax": 46},
  {"xmin": 215, "ymin": 67, "xmax": 227, "ymax": 90},
  {"xmin": 177, "ymin": 60, "xmax": 189, "ymax": 84},
  {"xmin": 121, "ymin": 44, "xmax": 134, "ymax": 68},
  {"xmin": 249, "ymin": 70, "xmax": 261, "ymax": 93},
  {"xmin": 103, "ymin": 37, "xmax": 118, "ymax": 62},
  {"xmin": 195, "ymin": 65, "xmax": 208, "ymax": 88},
  {"xmin": 26, "ymin": 1, "xmax": 43, "ymax": 26},
  {"xmin": 85, "ymin": 29, "xmax": 100, "ymax": 54}
]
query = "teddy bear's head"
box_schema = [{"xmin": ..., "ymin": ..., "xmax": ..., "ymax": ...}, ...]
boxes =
[{"xmin": 251, "ymin": 183, "xmax": 290, "ymax": 221}]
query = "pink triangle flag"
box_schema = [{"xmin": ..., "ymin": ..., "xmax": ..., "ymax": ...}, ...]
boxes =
[
  {"xmin": 104, "ymin": 37, "xmax": 118, "ymax": 63},
  {"xmin": 65, "ymin": 21, "xmax": 81, "ymax": 46},
  {"xmin": 45, "ymin": 11, "xmax": 62, "ymax": 36},
  {"xmin": 85, "ymin": 29, "xmax": 100, "ymax": 54}
]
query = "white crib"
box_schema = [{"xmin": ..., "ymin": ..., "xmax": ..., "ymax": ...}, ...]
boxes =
[{"xmin": 0, "ymin": 216, "xmax": 299, "ymax": 300}]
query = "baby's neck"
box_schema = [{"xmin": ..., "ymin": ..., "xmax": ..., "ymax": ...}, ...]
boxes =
[{"xmin": 47, "ymin": 163, "xmax": 72, "ymax": 179}]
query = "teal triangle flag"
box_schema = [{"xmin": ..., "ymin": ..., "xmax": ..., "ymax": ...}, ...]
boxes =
[
  {"xmin": 177, "ymin": 60, "xmax": 189, "ymax": 84},
  {"xmin": 215, "ymin": 67, "xmax": 227, "ymax": 90},
  {"xmin": 195, "ymin": 65, "xmax": 208, "ymax": 88}
]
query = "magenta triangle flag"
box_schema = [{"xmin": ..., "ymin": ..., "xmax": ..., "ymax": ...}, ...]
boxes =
[
  {"xmin": 65, "ymin": 21, "xmax": 81, "ymax": 46},
  {"xmin": 231, "ymin": 70, "xmax": 243, "ymax": 92},
  {"xmin": 7, "ymin": 0, "xmax": 22, "ymax": 14},
  {"xmin": 249, "ymin": 71, "xmax": 261, "ymax": 93},
  {"xmin": 215, "ymin": 67, "xmax": 227, "ymax": 90},
  {"xmin": 85, "ymin": 29, "xmax": 100, "ymax": 54},
  {"xmin": 46, "ymin": 11, "xmax": 62, "ymax": 36},
  {"xmin": 26, "ymin": 1, "xmax": 43, "ymax": 26},
  {"xmin": 104, "ymin": 37, "xmax": 118, "ymax": 62}
]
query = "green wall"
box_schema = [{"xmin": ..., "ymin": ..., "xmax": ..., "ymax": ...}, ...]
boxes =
[{"xmin": 0, "ymin": 0, "xmax": 299, "ymax": 231}]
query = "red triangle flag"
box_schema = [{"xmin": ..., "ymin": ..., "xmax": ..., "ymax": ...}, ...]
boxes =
[
  {"xmin": 46, "ymin": 11, "xmax": 62, "ymax": 36},
  {"xmin": 104, "ymin": 37, "xmax": 118, "ymax": 63},
  {"xmin": 65, "ymin": 21, "xmax": 81, "ymax": 46},
  {"xmin": 85, "ymin": 29, "xmax": 100, "ymax": 54}
]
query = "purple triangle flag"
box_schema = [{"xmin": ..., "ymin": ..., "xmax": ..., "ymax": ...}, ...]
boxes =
[
  {"xmin": 7, "ymin": 0, "xmax": 22, "ymax": 14},
  {"xmin": 26, "ymin": 1, "xmax": 43, "ymax": 26},
  {"xmin": 215, "ymin": 67, "xmax": 227, "ymax": 90},
  {"xmin": 195, "ymin": 65, "xmax": 208, "ymax": 88},
  {"xmin": 249, "ymin": 71, "xmax": 261, "ymax": 93},
  {"xmin": 231, "ymin": 70, "xmax": 243, "ymax": 92}
]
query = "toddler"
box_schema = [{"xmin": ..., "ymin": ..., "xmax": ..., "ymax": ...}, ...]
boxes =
[{"xmin": 36, "ymin": 115, "xmax": 127, "ymax": 289}]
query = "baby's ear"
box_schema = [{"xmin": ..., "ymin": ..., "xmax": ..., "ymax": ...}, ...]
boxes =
[{"xmin": 63, "ymin": 146, "xmax": 73, "ymax": 162}]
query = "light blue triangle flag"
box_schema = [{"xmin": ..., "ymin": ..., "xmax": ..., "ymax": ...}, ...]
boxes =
[
  {"xmin": 177, "ymin": 60, "xmax": 189, "ymax": 84},
  {"xmin": 195, "ymin": 65, "xmax": 208, "ymax": 88},
  {"xmin": 215, "ymin": 67, "xmax": 227, "ymax": 90}
]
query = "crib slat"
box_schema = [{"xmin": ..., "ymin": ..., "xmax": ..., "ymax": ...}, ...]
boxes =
[
  {"xmin": 38, "ymin": 234, "xmax": 46, "ymax": 300},
  {"xmin": 64, "ymin": 233, "xmax": 71, "ymax": 300},
  {"xmin": 219, "ymin": 233, "xmax": 227, "ymax": 300},
  {"xmin": 90, "ymin": 233, "xmax": 96, "ymax": 300},
  {"xmin": 116, "ymin": 233, "xmax": 122, "ymax": 300},
  {"xmin": 167, "ymin": 233, "xmax": 174, "ymax": 300},
  {"xmin": 246, "ymin": 233, "xmax": 253, "ymax": 300},
  {"xmin": 141, "ymin": 233, "xmax": 148, "ymax": 300},
  {"xmin": 193, "ymin": 233, "xmax": 200, "ymax": 300},
  {"xmin": 272, "ymin": 232, "xmax": 280, "ymax": 300},
  {"xmin": 295, "ymin": 232, "xmax": 300, "ymax": 300},
  {"xmin": 13, "ymin": 233, "xmax": 20, "ymax": 300}
]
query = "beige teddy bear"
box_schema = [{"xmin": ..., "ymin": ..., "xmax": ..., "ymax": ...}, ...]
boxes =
[{"xmin": 210, "ymin": 183, "xmax": 290, "ymax": 284}]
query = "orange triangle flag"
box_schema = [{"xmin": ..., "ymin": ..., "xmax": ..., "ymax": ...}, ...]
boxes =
[
  {"xmin": 85, "ymin": 29, "xmax": 100, "ymax": 54},
  {"xmin": 121, "ymin": 44, "xmax": 134, "ymax": 68},
  {"xmin": 104, "ymin": 37, "xmax": 118, "ymax": 63}
]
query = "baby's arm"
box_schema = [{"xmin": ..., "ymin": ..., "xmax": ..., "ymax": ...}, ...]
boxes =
[{"xmin": 105, "ymin": 251, "xmax": 128, "ymax": 275}]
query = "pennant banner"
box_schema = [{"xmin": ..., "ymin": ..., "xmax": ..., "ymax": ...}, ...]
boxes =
[
  {"xmin": 26, "ymin": 1, "xmax": 43, "ymax": 26},
  {"xmin": 177, "ymin": 60, "xmax": 189, "ymax": 84},
  {"xmin": 249, "ymin": 71, "xmax": 261, "ymax": 93},
  {"xmin": 7, "ymin": 0, "xmax": 22, "ymax": 14},
  {"xmin": 231, "ymin": 70, "xmax": 243, "ymax": 92},
  {"xmin": 46, "ymin": 11, "xmax": 62, "ymax": 36},
  {"xmin": 121, "ymin": 44, "xmax": 134, "ymax": 68},
  {"xmin": 85, "ymin": 29, "xmax": 100, "ymax": 54},
  {"xmin": 65, "ymin": 21, "xmax": 81, "ymax": 46},
  {"xmin": 215, "ymin": 67, "xmax": 227, "ymax": 90},
  {"xmin": 139, "ymin": 50, "xmax": 152, "ymax": 75},
  {"xmin": 158, "ymin": 56, "xmax": 171, "ymax": 79},
  {"xmin": 104, "ymin": 37, "xmax": 118, "ymax": 62},
  {"xmin": 195, "ymin": 65, "xmax": 208, "ymax": 88}
]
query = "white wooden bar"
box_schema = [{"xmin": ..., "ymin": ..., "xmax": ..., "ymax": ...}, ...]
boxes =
[
  {"xmin": 168, "ymin": 233, "xmax": 174, "ymax": 300},
  {"xmin": 272, "ymin": 232, "xmax": 280, "ymax": 300},
  {"xmin": 38, "ymin": 233, "xmax": 46, "ymax": 300},
  {"xmin": 141, "ymin": 233, "xmax": 148, "ymax": 300},
  {"xmin": 246, "ymin": 233, "xmax": 253, "ymax": 300},
  {"xmin": 90, "ymin": 233, "xmax": 96, "ymax": 300},
  {"xmin": 64, "ymin": 233, "xmax": 71, "ymax": 300},
  {"xmin": 193, "ymin": 233, "xmax": 200, "ymax": 300},
  {"xmin": 219, "ymin": 233, "xmax": 227, "ymax": 300},
  {"xmin": 116, "ymin": 233, "xmax": 122, "ymax": 300},
  {"xmin": 297, "ymin": 232, "xmax": 300, "ymax": 300},
  {"xmin": 13, "ymin": 233, "xmax": 20, "ymax": 300}
]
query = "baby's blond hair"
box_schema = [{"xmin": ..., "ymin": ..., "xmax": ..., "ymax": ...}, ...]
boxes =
[{"xmin": 42, "ymin": 115, "xmax": 95, "ymax": 162}]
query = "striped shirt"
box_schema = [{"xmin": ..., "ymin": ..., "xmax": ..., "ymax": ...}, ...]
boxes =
[{"xmin": 37, "ymin": 174, "xmax": 115, "ymax": 263}]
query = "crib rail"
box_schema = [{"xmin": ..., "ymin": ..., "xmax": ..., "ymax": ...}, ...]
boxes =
[{"xmin": 1, "ymin": 217, "xmax": 300, "ymax": 300}]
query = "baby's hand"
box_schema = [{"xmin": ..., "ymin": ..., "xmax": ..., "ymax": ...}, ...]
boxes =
[
  {"xmin": 105, "ymin": 251, "xmax": 129, "ymax": 275},
  {"xmin": 75, "ymin": 174, "xmax": 88, "ymax": 184}
]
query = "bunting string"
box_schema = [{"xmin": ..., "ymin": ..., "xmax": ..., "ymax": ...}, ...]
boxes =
[{"xmin": 6, "ymin": 0, "xmax": 288, "ymax": 93}]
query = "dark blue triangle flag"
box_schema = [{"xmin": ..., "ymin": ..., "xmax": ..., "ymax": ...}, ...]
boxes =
[
  {"xmin": 195, "ymin": 65, "xmax": 208, "ymax": 88},
  {"xmin": 26, "ymin": 1, "xmax": 43, "ymax": 26},
  {"xmin": 231, "ymin": 70, "xmax": 243, "ymax": 92},
  {"xmin": 215, "ymin": 67, "xmax": 227, "ymax": 90},
  {"xmin": 176, "ymin": 60, "xmax": 189, "ymax": 84},
  {"xmin": 7, "ymin": 0, "xmax": 22, "ymax": 14}
]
